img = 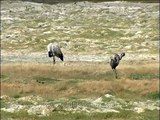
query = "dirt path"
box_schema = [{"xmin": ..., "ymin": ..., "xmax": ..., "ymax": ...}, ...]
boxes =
[{"xmin": 1, "ymin": 50, "xmax": 158, "ymax": 64}]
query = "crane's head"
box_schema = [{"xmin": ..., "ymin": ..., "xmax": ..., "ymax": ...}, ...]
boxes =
[{"xmin": 121, "ymin": 52, "xmax": 125, "ymax": 58}]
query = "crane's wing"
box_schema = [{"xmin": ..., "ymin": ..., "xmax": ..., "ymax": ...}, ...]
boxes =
[{"xmin": 54, "ymin": 45, "xmax": 64, "ymax": 61}]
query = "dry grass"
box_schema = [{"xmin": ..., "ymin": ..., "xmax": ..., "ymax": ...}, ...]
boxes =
[
  {"xmin": 1, "ymin": 62, "xmax": 159, "ymax": 99},
  {"xmin": 1, "ymin": 79, "xmax": 158, "ymax": 99},
  {"xmin": 1, "ymin": 62, "xmax": 158, "ymax": 79},
  {"xmin": 76, "ymin": 79, "xmax": 158, "ymax": 94}
]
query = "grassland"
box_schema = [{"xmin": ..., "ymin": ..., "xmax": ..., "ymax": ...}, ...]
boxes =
[
  {"xmin": 1, "ymin": 62, "xmax": 159, "ymax": 100},
  {"xmin": 1, "ymin": 110, "xmax": 159, "ymax": 120},
  {"xmin": 1, "ymin": 62, "xmax": 159, "ymax": 119}
]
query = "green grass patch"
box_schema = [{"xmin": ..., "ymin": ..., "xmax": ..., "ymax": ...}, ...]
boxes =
[
  {"xmin": 17, "ymin": 101, "xmax": 34, "ymax": 105},
  {"xmin": 129, "ymin": 73, "xmax": 159, "ymax": 80},
  {"xmin": 103, "ymin": 110, "xmax": 134, "ymax": 119},
  {"xmin": 0, "ymin": 100, "xmax": 8, "ymax": 108},
  {"xmin": 66, "ymin": 79, "xmax": 80, "ymax": 86},
  {"xmin": 1, "ymin": 110, "xmax": 38, "ymax": 120},
  {"xmin": 33, "ymin": 76, "xmax": 60, "ymax": 84},
  {"xmin": 145, "ymin": 91, "xmax": 160, "ymax": 100},
  {"xmin": 138, "ymin": 110, "xmax": 159, "ymax": 120},
  {"xmin": 12, "ymin": 94, "xmax": 21, "ymax": 99},
  {"xmin": 115, "ymin": 90, "xmax": 144, "ymax": 101},
  {"xmin": 102, "ymin": 96, "xmax": 112, "ymax": 102},
  {"xmin": 0, "ymin": 74, "xmax": 9, "ymax": 82},
  {"xmin": 1, "ymin": 109, "xmax": 159, "ymax": 120},
  {"xmin": 92, "ymin": 110, "xmax": 159, "ymax": 120}
]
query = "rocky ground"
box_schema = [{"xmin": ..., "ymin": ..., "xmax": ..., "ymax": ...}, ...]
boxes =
[
  {"xmin": 1, "ymin": 0, "xmax": 159, "ymax": 64},
  {"xmin": 1, "ymin": 94, "xmax": 159, "ymax": 116}
]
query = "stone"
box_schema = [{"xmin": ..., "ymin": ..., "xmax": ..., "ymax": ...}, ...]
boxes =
[
  {"xmin": 0, "ymin": 95, "xmax": 11, "ymax": 101},
  {"xmin": 27, "ymin": 105, "xmax": 54, "ymax": 116},
  {"xmin": 1, "ymin": 104, "xmax": 26, "ymax": 113},
  {"xmin": 124, "ymin": 45, "xmax": 132, "ymax": 49},
  {"xmin": 104, "ymin": 94, "xmax": 113, "ymax": 98},
  {"xmin": 134, "ymin": 107, "xmax": 144, "ymax": 113},
  {"xmin": 17, "ymin": 95, "xmax": 44, "ymax": 105}
]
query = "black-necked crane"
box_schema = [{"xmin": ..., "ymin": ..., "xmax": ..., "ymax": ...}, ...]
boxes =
[
  {"xmin": 110, "ymin": 52, "xmax": 125, "ymax": 79},
  {"xmin": 47, "ymin": 43, "xmax": 63, "ymax": 64}
]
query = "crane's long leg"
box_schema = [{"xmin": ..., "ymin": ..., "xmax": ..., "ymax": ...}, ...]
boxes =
[
  {"xmin": 53, "ymin": 56, "xmax": 55, "ymax": 64},
  {"xmin": 112, "ymin": 69, "xmax": 118, "ymax": 79},
  {"xmin": 112, "ymin": 69, "xmax": 115, "ymax": 78},
  {"xmin": 114, "ymin": 69, "xmax": 118, "ymax": 79}
]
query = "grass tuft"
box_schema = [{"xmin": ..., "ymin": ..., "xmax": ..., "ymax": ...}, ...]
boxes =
[
  {"xmin": 129, "ymin": 73, "xmax": 159, "ymax": 80},
  {"xmin": 145, "ymin": 92, "xmax": 160, "ymax": 100}
]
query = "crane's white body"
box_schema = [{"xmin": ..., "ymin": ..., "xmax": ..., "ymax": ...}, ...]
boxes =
[{"xmin": 47, "ymin": 43, "xmax": 63, "ymax": 64}]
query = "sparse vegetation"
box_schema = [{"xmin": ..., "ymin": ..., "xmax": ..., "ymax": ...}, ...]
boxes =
[
  {"xmin": 34, "ymin": 76, "xmax": 59, "ymax": 84},
  {"xmin": 1, "ymin": 110, "xmax": 159, "ymax": 120},
  {"xmin": 12, "ymin": 94, "xmax": 22, "ymax": 99},
  {"xmin": 1, "ymin": 0, "xmax": 159, "ymax": 119},
  {"xmin": 1, "ymin": 0, "xmax": 159, "ymax": 54},
  {"xmin": 146, "ymin": 92, "xmax": 160, "ymax": 100},
  {"xmin": 1, "ymin": 0, "xmax": 159, "ymax": 3},
  {"xmin": 17, "ymin": 100, "xmax": 34, "ymax": 105},
  {"xmin": 1, "ymin": 62, "xmax": 159, "ymax": 100},
  {"xmin": 1, "ymin": 64, "xmax": 159, "ymax": 119},
  {"xmin": 0, "ymin": 101, "xmax": 8, "ymax": 108},
  {"xmin": 129, "ymin": 73, "xmax": 159, "ymax": 80}
]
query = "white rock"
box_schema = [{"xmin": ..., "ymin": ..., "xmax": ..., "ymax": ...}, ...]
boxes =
[
  {"xmin": 27, "ymin": 105, "xmax": 53, "ymax": 116},
  {"xmin": 93, "ymin": 97, "xmax": 103, "ymax": 103},
  {"xmin": 134, "ymin": 107, "xmax": 144, "ymax": 113},
  {"xmin": 18, "ymin": 95, "xmax": 44, "ymax": 105},
  {"xmin": 54, "ymin": 104, "xmax": 63, "ymax": 111},
  {"xmin": 104, "ymin": 94, "xmax": 113, "ymax": 98},
  {"xmin": 1, "ymin": 104, "xmax": 25, "ymax": 113},
  {"xmin": 138, "ymin": 49, "xmax": 149, "ymax": 52},
  {"xmin": 0, "ymin": 95, "xmax": 11, "ymax": 101},
  {"xmin": 102, "ymin": 109, "xmax": 119, "ymax": 113},
  {"xmin": 124, "ymin": 45, "xmax": 132, "ymax": 49},
  {"xmin": 135, "ymin": 31, "xmax": 142, "ymax": 35},
  {"xmin": 43, "ymin": 31, "xmax": 52, "ymax": 35}
]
